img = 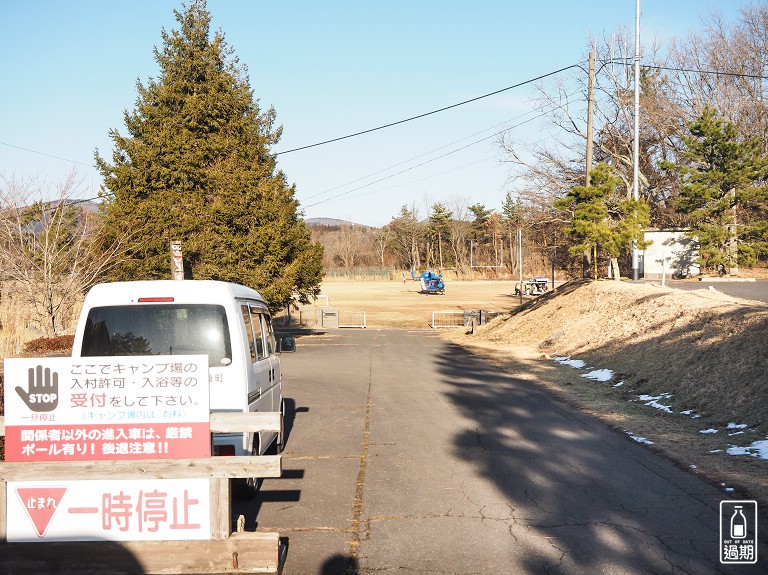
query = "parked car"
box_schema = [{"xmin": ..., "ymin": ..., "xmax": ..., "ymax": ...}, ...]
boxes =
[{"xmin": 71, "ymin": 280, "xmax": 295, "ymax": 495}]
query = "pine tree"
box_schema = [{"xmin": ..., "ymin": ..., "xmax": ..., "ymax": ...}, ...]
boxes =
[
  {"xmin": 662, "ymin": 106, "xmax": 768, "ymax": 273},
  {"xmin": 468, "ymin": 203, "xmax": 493, "ymax": 240},
  {"xmin": 95, "ymin": 0, "xmax": 322, "ymax": 309},
  {"xmin": 555, "ymin": 163, "xmax": 649, "ymax": 279},
  {"xmin": 427, "ymin": 202, "xmax": 452, "ymax": 269}
]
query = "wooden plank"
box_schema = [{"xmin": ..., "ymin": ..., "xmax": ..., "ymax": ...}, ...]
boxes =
[
  {"xmin": 0, "ymin": 455, "xmax": 281, "ymax": 482},
  {"xmin": 210, "ymin": 477, "xmax": 231, "ymax": 540},
  {"xmin": 0, "ymin": 532, "xmax": 280, "ymax": 574},
  {"xmin": 0, "ymin": 412, "xmax": 281, "ymax": 438},
  {"xmin": 210, "ymin": 412, "xmax": 282, "ymax": 434}
]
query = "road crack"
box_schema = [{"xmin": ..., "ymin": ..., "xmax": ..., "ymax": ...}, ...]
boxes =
[{"xmin": 348, "ymin": 332, "xmax": 377, "ymax": 569}]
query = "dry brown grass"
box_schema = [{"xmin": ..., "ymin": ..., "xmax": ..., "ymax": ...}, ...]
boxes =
[
  {"xmin": 0, "ymin": 282, "xmax": 83, "ymax": 358},
  {"xmin": 313, "ymin": 278, "xmax": 519, "ymax": 328}
]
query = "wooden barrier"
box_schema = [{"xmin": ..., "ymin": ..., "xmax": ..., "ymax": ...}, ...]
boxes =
[{"xmin": 0, "ymin": 412, "xmax": 283, "ymax": 574}]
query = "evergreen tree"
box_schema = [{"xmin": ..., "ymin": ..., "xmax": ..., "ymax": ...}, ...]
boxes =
[
  {"xmin": 555, "ymin": 163, "xmax": 649, "ymax": 279},
  {"xmin": 468, "ymin": 203, "xmax": 493, "ymax": 240},
  {"xmin": 501, "ymin": 192, "xmax": 524, "ymax": 273},
  {"xmin": 385, "ymin": 205, "xmax": 423, "ymax": 270},
  {"xmin": 427, "ymin": 202, "xmax": 452, "ymax": 268},
  {"xmin": 662, "ymin": 106, "xmax": 768, "ymax": 272},
  {"xmin": 95, "ymin": 0, "xmax": 322, "ymax": 309}
]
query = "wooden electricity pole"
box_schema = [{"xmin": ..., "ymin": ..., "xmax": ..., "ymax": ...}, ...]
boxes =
[
  {"xmin": 586, "ymin": 50, "xmax": 595, "ymax": 187},
  {"xmin": 583, "ymin": 51, "xmax": 596, "ymax": 278}
]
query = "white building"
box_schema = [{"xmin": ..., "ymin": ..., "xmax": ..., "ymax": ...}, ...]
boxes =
[{"xmin": 641, "ymin": 229, "xmax": 700, "ymax": 280}]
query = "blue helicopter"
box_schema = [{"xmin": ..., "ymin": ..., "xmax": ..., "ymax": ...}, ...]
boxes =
[{"xmin": 408, "ymin": 269, "xmax": 445, "ymax": 294}]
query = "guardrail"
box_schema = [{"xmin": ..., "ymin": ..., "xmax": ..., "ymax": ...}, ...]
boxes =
[{"xmin": 0, "ymin": 412, "xmax": 282, "ymax": 574}]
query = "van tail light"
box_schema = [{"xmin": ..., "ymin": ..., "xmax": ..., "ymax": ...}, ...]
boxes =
[
  {"xmin": 138, "ymin": 297, "xmax": 175, "ymax": 302},
  {"xmin": 213, "ymin": 445, "xmax": 236, "ymax": 456}
]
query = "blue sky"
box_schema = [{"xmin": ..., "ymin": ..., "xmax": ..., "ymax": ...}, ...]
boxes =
[{"xmin": 0, "ymin": 1, "xmax": 745, "ymax": 226}]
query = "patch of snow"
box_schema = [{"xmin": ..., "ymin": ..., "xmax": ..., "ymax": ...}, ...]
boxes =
[
  {"xmin": 699, "ymin": 429, "xmax": 719, "ymax": 434},
  {"xmin": 626, "ymin": 432, "xmax": 654, "ymax": 445},
  {"xmin": 581, "ymin": 369, "xmax": 614, "ymax": 382},
  {"xmin": 727, "ymin": 422, "xmax": 748, "ymax": 430},
  {"xmin": 728, "ymin": 431, "xmax": 745, "ymax": 436},
  {"xmin": 710, "ymin": 449, "xmax": 723, "ymax": 453},
  {"xmin": 691, "ymin": 414, "xmax": 702, "ymax": 419},
  {"xmin": 613, "ymin": 381, "xmax": 625, "ymax": 387},
  {"xmin": 554, "ymin": 356, "xmax": 586, "ymax": 369},
  {"xmin": 690, "ymin": 464, "xmax": 697, "ymax": 470},
  {"xmin": 638, "ymin": 393, "xmax": 674, "ymax": 413},
  {"xmin": 727, "ymin": 439, "xmax": 768, "ymax": 460},
  {"xmin": 680, "ymin": 409, "xmax": 693, "ymax": 415}
]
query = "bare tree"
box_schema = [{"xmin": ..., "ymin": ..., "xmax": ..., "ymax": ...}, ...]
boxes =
[
  {"xmin": 386, "ymin": 203, "xmax": 424, "ymax": 270},
  {"xmin": 668, "ymin": 5, "xmax": 768, "ymax": 146},
  {"xmin": 446, "ymin": 196, "xmax": 472, "ymax": 276},
  {"xmin": 501, "ymin": 28, "xmax": 684, "ymax": 231},
  {"xmin": 373, "ymin": 227, "xmax": 392, "ymax": 267},
  {"xmin": 0, "ymin": 172, "xmax": 136, "ymax": 337},
  {"xmin": 335, "ymin": 224, "xmax": 366, "ymax": 271}
]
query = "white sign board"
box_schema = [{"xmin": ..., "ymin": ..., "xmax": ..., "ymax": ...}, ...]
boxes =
[
  {"xmin": 6, "ymin": 479, "xmax": 211, "ymax": 542},
  {"xmin": 3, "ymin": 356, "xmax": 210, "ymax": 461}
]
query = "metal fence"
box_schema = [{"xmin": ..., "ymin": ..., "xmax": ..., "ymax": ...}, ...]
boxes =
[
  {"xmin": 281, "ymin": 306, "xmax": 366, "ymax": 329},
  {"xmin": 431, "ymin": 311, "xmax": 467, "ymax": 329},
  {"xmin": 431, "ymin": 309, "xmax": 504, "ymax": 329},
  {"xmin": 338, "ymin": 310, "xmax": 367, "ymax": 328}
]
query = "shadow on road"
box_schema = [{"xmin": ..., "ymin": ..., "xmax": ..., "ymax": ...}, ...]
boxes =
[
  {"xmin": 434, "ymin": 338, "xmax": 758, "ymax": 573},
  {"xmin": 319, "ymin": 553, "xmax": 360, "ymax": 575}
]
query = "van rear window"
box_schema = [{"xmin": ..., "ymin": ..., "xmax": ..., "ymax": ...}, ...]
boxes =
[{"xmin": 80, "ymin": 304, "xmax": 232, "ymax": 366}]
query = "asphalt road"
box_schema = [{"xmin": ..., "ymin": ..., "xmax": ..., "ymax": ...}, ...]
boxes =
[
  {"xmin": 642, "ymin": 278, "xmax": 768, "ymax": 303},
  {"xmin": 239, "ymin": 328, "xmax": 768, "ymax": 574}
]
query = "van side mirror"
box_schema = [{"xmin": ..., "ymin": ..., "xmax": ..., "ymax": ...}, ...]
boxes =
[{"xmin": 278, "ymin": 335, "xmax": 296, "ymax": 353}]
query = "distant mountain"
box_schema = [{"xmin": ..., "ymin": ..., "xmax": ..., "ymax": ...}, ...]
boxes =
[{"xmin": 305, "ymin": 217, "xmax": 371, "ymax": 228}]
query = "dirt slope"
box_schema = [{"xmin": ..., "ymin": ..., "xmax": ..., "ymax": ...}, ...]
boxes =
[{"xmin": 465, "ymin": 279, "xmax": 768, "ymax": 429}]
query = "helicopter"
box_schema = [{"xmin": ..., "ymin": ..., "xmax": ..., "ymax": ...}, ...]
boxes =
[{"xmin": 408, "ymin": 269, "xmax": 445, "ymax": 294}]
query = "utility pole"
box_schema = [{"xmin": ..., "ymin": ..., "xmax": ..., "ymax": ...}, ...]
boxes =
[
  {"xmin": 518, "ymin": 227, "xmax": 523, "ymax": 305},
  {"xmin": 632, "ymin": 0, "xmax": 641, "ymax": 281},
  {"xmin": 586, "ymin": 50, "xmax": 595, "ymax": 187},
  {"xmin": 582, "ymin": 51, "xmax": 596, "ymax": 278}
]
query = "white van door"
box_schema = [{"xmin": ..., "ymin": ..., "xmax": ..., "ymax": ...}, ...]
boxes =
[
  {"xmin": 239, "ymin": 302, "xmax": 272, "ymax": 454},
  {"xmin": 260, "ymin": 312, "xmax": 282, "ymax": 414},
  {"xmin": 252, "ymin": 309, "xmax": 280, "ymax": 448}
]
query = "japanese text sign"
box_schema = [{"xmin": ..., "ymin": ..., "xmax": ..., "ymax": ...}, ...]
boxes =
[
  {"xmin": 3, "ymin": 356, "xmax": 211, "ymax": 461},
  {"xmin": 6, "ymin": 479, "xmax": 211, "ymax": 542}
]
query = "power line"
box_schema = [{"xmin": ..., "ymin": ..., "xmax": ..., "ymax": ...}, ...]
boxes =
[
  {"xmin": 302, "ymin": 105, "xmax": 560, "ymax": 209},
  {"xmin": 301, "ymin": 87, "xmax": 584, "ymax": 208},
  {"xmin": 0, "ymin": 140, "xmax": 94, "ymax": 167},
  {"xmin": 597, "ymin": 58, "xmax": 768, "ymax": 81},
  {"xmin": 656, "ymin": 64, "xmax": 768, "ymax": 81},
  {"xmin": 273, "ymin": 64, "xmax": 583, "ymax": 156},
  {"xmin": 335, "ymin": 157, "xmax": 494, "ymax": 204},
  {"xmin": 300, "ymin": 103, "xmax": 562, "ymax": 203}
]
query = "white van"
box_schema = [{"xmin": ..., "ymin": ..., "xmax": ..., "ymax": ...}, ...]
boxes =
[{"xmin": 71, "ymin": 280, "xmax": 293, "ymax": 473}]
